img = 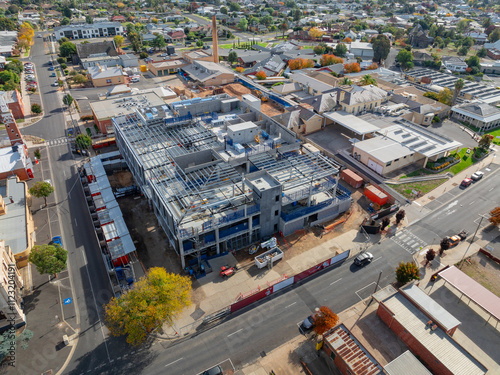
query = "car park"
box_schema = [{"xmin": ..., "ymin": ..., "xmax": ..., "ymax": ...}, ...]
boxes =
[
  {"xmin": 471, "ymin": 171, "xmax": 484, "ymax": 181},
  {"xmin": 25, "ymin": 75, "xmax": 36, "ymax": 81},
  {"xmin": 50, "ymin": 72, "xmax": 56, "ymax": 77},
  {"xmin": 201, "ymin": 365, "xmax": 223, "ymax": 375},
  {"xmin": 460, "ymin": 178, "xmax": 473, "ymax": 188},
  {"xmin": 49, "ymin": 66, "xmax": 55, "ymax": 71},
  {"xmin": 52, "ymin": 80, "xmax": 59, "ymax": 86},
  {"xmin": 354, "ymin": 252, "xmax": 374, "ymax": 266}
]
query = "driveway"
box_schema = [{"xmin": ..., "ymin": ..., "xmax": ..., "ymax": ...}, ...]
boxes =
[{"xmin": 429, "ymin": 119, "xmax": 478, "ymax": 149}]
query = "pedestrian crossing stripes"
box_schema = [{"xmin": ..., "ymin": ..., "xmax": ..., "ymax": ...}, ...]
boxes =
[
  {"xmin": 47, "ymin": 137, "xmax": 70, "ymax": 147},
  {"xmin": 391, "ymin": 229, "xmax": 427, "ymax": 255}
]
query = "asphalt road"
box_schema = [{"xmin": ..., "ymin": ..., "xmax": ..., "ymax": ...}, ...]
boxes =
[{"xmin": 20, "ymin": 32, "xmax": 500, "ymax": 375}]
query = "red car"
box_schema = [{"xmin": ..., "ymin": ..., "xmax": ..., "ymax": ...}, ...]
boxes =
[{"xmin": 460, "ymin": 178, "xmax": 473, "ymax": 188}]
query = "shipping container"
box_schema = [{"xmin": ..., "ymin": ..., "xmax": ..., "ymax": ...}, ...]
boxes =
[
  {"xmin": 364, "ymin": 185, "xmax": 388, "ymax": 206},
  {"xmin": 341, "ymin": 169, "xmax": 363, "ymax": 189}
]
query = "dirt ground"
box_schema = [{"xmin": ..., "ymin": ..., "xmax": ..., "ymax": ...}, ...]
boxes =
[
  {"xmin": 195, "ymin": 83, "xmax": 284, "ymax": 117},
  {"xmin": 233, "ymin": 194, "xmax": 367, "ymax": 267},
  {"xmin": 108, "ymin": 170, "xmax": 134, "ymax": 188},
  {"xmin": 118, "ymin": 195, "xmax": 183, "ymax": 274},
  {"xmin": 459, "ymin": 252, "xmax": 500, "ymax": 298}
]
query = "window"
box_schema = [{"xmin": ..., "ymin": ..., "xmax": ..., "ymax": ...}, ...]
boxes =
[
  {"xmin": 275, "ymin": 210, "xmax": 279, "ymax": 216},
  {"xmin": 394, "ymin": 158, "xmax": 399, "ymax": 162},
  {"xmin": 386, "ymin": 161, "xmax": 392, "ymax": 166},
  {"xmin": 274, "ymin": 224, "xmax": 278, "ymax": 231},
  {"xmin": 106, "ymin": 79, "xmax": 112, "ymax": 83},
  {"xmin": 275, "ymin": 196, "xmax": 279, "ymax": 202}
]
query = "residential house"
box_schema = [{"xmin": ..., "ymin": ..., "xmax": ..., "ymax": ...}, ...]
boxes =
[
  {"xmin": 165, "ymin": 30, "xmax": 186, "ymax": 44},
  {"xmin": 76, "ymin": 40, "xmax": 118, "ymax": 66},
  {"xmin": 271, "ymin": 82, "xmax": 303, "ymax": 95},
  {"xmin": 349, "ymin": 41, "xmax": 374, "ymax": 59},
  {"xmin": 408, "ymin": 24, "xmax": 433, "ymax": 48},
  {"xmin": 111, "ymin": 15, "xmax": 126, "ymax": 22},
  {"xmin": 336, "ymin": 85, "xmax": 389, "ymax": 115},
  {"xmin": 412, "ymin": 51, "xmax": 433, "ymax": 66},
  {"xmin": 87, "ymin": 65, "xmax": 126, "ymax": 87},
  {"xmin": 244, "ymin": 55, "xmax": 286, "ymax": 78},
  {"xmin": 0, "ymin": 56, "xmax": 5, "ymax": 70},
  {"xmin": 300, "ymin": 92, "xmax": 338, "ymax": 114},
  {"xmin": 487, "ymin": 48, "xmax": 500, "ymax": 60},
  {"xmin": 0, "ymin": 31, "xmax": 18, "ymax": 56},
  {"xmin": 464, "ymin": 31, "xmax": 487, "ymax": 44},
  {"xmin": 344, "ymin": 30, "xmax": 358, "ymax": 40},
  {"xmin": 181, "ymin": 60, "xmax": 235, "ymax": 86},
  {"xmin": 289, "ymin": 71, "xmax": 332, "ymax": 96},
  {"xmin": 451, "ymin": 102, "xmax": 500, "ymax": 131},
  {"xmin": 442, "ymin": 56, "xmax": 467, "ymax": 73},
  {"xmin": 54, "ymin": 22, "xmax": 124, "ymax": 41}
]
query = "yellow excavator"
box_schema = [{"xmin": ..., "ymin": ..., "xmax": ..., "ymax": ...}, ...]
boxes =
[{"xmin": 252, "ymin": 89, "xmax": 268, "ymax": 102}]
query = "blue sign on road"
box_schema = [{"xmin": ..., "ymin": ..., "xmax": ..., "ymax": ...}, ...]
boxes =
[{"xmin": 63, "ymin": 298, "xmax": 72, "ymax": 305}]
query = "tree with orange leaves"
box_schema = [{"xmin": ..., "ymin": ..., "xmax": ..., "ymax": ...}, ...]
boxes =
[
  {"xmin": 342, "ymin": 37, "xmax": 352, "ymax": 43},
  {"xmin": 288, "ymin": 58, "xmax": 314, "ymax": 70},
  {"xmin": 366, "ymin": 63, "xmax": 378, "ymax": 70},
  {"xmin": 320, "ymin": 54, "xmax": 343, "ymax": 66},
  {"xmin": 309, "ymin": 27, "xmax": 323, "ymax": 39},
  {"xmin": 490, "ymin": 207, "xmax": 500, "ymax": 226},
  {"xmin": 344, "ymin": 62, "xmax": 361, "ymax": 73},
  {"xmin": 235, "ymin": 67, "xmax": 244, "ymax": 73},
  {"xmin": 18, "ymin": 22, "xmax": 34, "ymax": 51},
  {"xmin": 313, "ymin": 306, "xmax": 339, "ymax": 335},
  {"xmin": 255, "ymin": 71, "xmax": 267, "ymax": 80}
]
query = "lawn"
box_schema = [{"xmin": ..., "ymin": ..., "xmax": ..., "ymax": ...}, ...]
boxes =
[
  {"xmin": 486, "ymin": 128, "xmax": 500, "ymax": 146},
  {"xmin": 400, "ymin": 169, "xmax": 434, "ymax": 178},
  {"xmin": 448, "ymin": 148, "xmax": 478, "ymax": 175},
  {"xmin": 392, "ymin": 179, "xmax": 448, "ymax": 199},
  {"xmin": 220, "ymin": 42, "xmax": 268, "ymax": 49},
  {"xmin": 459, "ymin": 253, "xmax": 500, "ymax": 298}
]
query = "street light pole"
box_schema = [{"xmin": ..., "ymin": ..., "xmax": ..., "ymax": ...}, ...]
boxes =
[{"xmin": 459, "ymin": 215, "xmax": 484, "ymax": 269}]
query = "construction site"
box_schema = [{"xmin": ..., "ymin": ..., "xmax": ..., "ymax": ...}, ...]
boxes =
[{"xmin": 112, "ymin": 91, "xmax": 352, "ymax": 269}]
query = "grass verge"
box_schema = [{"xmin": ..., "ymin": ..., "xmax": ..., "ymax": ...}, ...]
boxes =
[{"xmin": 392, "ymin": 179, "xmax": 447, "ymax": 199}]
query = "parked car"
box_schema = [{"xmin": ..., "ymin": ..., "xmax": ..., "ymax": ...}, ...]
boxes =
[
  {"xmin": 354, "ymin": 252, "xmax": 374, "ymax": 266},
  {"xmin": 460, "ymin": 178, "xmax": 473, "ymax": 188},
  {"xmin": 51, "ymin": 80, "xmax": 59, "ymax": 86},
  {"xmin": 201, "ymin": 365, "xmax": 223, "ymax": 375},
  {"xmin": 26, "ymin": 80, "xmax": 37, "ymax": 84},
  {"xmin": 49, "ymin": 66, "xmax": 55, "ymax": 71},
  {"xmin": 130, "ymin": 76, "xmax": 140, "ymax": 83},
  {"xmin": 25, "ymin": 75, "xmax": 36, "ymax": 81},
  {"xmin": 51, "ymin": 236, "xmax": 62, "ymax": 246},
  {"xmin": 50, "ymin": 72, "xmax": 56, "ymax": 77},
  {"xmin": 71, "ymin": 146, "xmax": 89, "ymax": 156},
  {"xmin": 159, "ymin": 53, "xmax": 168, "ymax": 57},
  {"xmin": 300, "ymin": 315, "xmax": 314, "ymax": 333},
  {"xmin": 471, "ymin": 171, "xmax": 484, "ymax": 181},
  {"xmin": 24, "ymin": 62, "xmax": 33, "ymax": 66}
]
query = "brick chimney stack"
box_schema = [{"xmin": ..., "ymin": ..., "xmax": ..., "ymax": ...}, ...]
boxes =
[{"xmin": 212, "ymin": 15, "xmax": 218, "ymax": 64}]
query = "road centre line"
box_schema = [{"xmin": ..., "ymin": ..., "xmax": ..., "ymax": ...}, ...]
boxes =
[
  {"xmin": 285, "ymin": 302, "xmax": 296, "ymax": 309},
  {"xmin": 165, "ymin": 358, "xmax": 183, "ymax": 368},
  {"xmin": 227, "ymin": 329, "xmax": 243, "ymax": 337},
  {"xmin": 373, "ymin": 257, "xmax": 382, "ymax": 263},
  {"xmin": 330, "ymin": 278, "xmax": 342, "ymax": 286}
]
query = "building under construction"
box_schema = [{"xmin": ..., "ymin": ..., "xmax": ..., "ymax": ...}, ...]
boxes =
[{"xmin": 113, "ymin": 96, "xmax": 351, "ymax": 267}]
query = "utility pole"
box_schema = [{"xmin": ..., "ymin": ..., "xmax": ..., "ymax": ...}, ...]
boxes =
[{"xmin": 459, "ymin": 215, "xmax": 484, "ymax": 269}]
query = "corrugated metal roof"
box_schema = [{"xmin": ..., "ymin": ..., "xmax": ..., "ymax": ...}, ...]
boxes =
[
  {"xmin": 325, "ymin": 324, "xmax": 383, "ymax": 375},
  {"xmin": 400, "ymin": 283, "xmax": 461, "ymax": 332},
  {"xmin": 382, "ymin": 293, "xmax": 486, "ymax": 375},
  {"xmin": 384, "ymin": 351, "xmax": 432, "ymax": 375},
  {"xmin": 439, "ymin": 266, "xmax": 500, "ymax": 322}
]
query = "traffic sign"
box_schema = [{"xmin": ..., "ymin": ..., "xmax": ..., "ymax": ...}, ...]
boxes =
[{"xmin": 63, "ymin": 298, "xmax": 72, "ymax": 305}]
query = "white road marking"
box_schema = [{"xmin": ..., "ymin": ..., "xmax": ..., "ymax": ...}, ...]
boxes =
[
  {"xmin": 330, "ymin": 278, "xmax": 342, "ymax": 285},
  {"xmin": 63, "ymin": 170, "xmax": 66, "ymax": 178},
  {"xmin": 489, "ymin": 187, "xmax": 494, "ymax": 191},
  {"xmin": 227, "ymin": 329, "xmax": 243, "ymax": 337},
  {"xmin": 74, "ymin": 218, "xmax": 77, "ymax": 227},
  {"xmin": 285, "ymin": 302, "xmax": 296, "ymax": 309},
  {"xmin": 165, "ymin": 358, "xmax": 183, "ymax": 368},
  {"xmin": 373, "ymin": 257, "xmax": 382, "ymax": 263},
  {"xmin": 469, "ymin": 201, "xmax": 475, "ymax": 205}
]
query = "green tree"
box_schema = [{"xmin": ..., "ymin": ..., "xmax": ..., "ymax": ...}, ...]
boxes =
[
  {"xmin": 478, "ymin": 134, "xmax": 492, "ymax": 150},
  {"xmin": 488, "ymin": 28, "xmax": 500, "ymax": 43},
  {"xmin": 238, "ymin": 18, "xmax": 248, "ymax": 31},
  {"xmin": 104, "ymin": 267, "xmax": 192, "ymax": 345},
  {"xmin": 60, "ymin": 17, "xmax": 71, "ymax": 26},
  {"xmin": 458, "ymin": 46, "xmax": 468, "ymax": 56},
  {"xmin": 227, "ymin": 51, "xmax": 238, "ymax": 65},
  {"xmin": 29, "ymin": 244, "xmax": 68, "ymax": 277},
  {"xmin": 31, "ymin": 103, "xmax": 42, "ymax": 114},
  {"xmin": 395, "ymin": 262, "xmax": 420, "ymax": 284},
  {"xmin": 280, "ymin": 22, "xmax": 288, "ymax": 38},
  {"xmin": 476, "ymin": 47, "xmax": 487, "ymax": 58},
  {"xmin": 62, "ymin": 6, "xmax": 72, "ymax": 19},
  {"xmin": 59, "ymin": 41, "xmax": 76, "ymax": 57},
  {"xmin": 456, "ymin": 19, "xmax": 471, "ymax": 33},
  {"xmin": 114, "ymin": 35, "xmax": 124, "ymax": 50},
  {"xmin": 359, "ymin": 74, "xmax": 377, "ymax": 86},
  {"xmin": 220, "ymin": 6, "xmax": 228, "ymax": 14},
  {"xmin": 58, "ymin": 36, "xmax": 69, "ymax": 45},
  {"xmin": 152, "ymin": 34, "xmax": 166, "ymax": 50},
  {"xmin": 63, "ymin": 94, "xmax": 74, "ymax": 107},
  {"xmin": 196, "ymin": 40, "xmax": 203, "ymax": 47},
  {"xmin": 335, "ymin": 43, "xmax": 347, "ymax": 57},
  {"xmin": 75, "ymin": 134, "xmax": 92, "ymax": 150},
  {"xmin": 29, "ymin": 181, "xmax": 54, "ymax": 206},
  {"xmin": 465, "ymin": 54, "xmax": 481, "ymax": 74},
  {"xmin": 452, "ymin": 78, "xmax": 464, "ymax": 106},
  {"xmin": 340, "ymin": 77, "xmax": 353, "ymax": 85},
  {"xmin": 372, "ymin": 34, "xmax": 391, "ymax": 64},
  {"xmin": 228, "ymin": 2, "xmax": 240, "ymax": 11},
  {"xmin": 396, "ymin": 49, "xmax": 413, "ymax": 70},
  {"xmin": 86, "ymin": 15, "xmax": 93, "ymax": 24},
  {"xmin": 0, "ymin": 16, "xmax": 17, "ymax": 31},
  {"xmin": 313, "ymin": 45, "xmax": 325, "ymax": 55},
  {"xmin": 437, "ymin": 87, "xmax": 453, "ymax": 105},
  {"xmin": 73, "ymin": 74, "xmax": 87, "ymax": 84}
]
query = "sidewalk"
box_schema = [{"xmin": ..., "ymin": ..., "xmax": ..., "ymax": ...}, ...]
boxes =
[
  {"xmin": 405, "ymin": 151, "xmax": 498, "ymax": 224},
  {"xmin": 8, "ymin": 147, "xmax": 78, "ymax": 375}
]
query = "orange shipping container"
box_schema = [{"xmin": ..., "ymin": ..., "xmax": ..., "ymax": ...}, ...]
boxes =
[
  {"xmin": 341, "ymin": 169, "xmax": 363, "ymax": 189},
  {"xmin": 364, "ymin": 185, "xmax": 388, "ymax": 206}
]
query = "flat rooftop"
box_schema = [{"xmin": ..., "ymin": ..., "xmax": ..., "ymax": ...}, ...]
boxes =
[
  {"xmin": 90, "ymin": 92, "xmax": 167, "ymax": 120},
  {"xmin": 324, "ymin": 111, "xmax": 380, "ymax": 135},
  {"xmin": 354, "ymin": 137, "xmax": 413, "ymax": 163},
  {"xmin": 0, "ymin": 177, "xmax": 28, "ymax": 255}
]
